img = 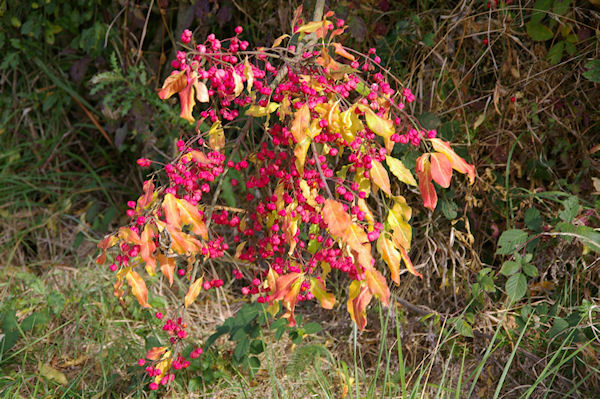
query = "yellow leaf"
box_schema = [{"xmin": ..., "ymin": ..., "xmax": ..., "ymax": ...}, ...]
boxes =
[
  {"xmin": 369, "ymin": 159, "xmax": 391, "ymax": 195},
  {"xmin": 39, "ymin": 363, "xmax": 68, "ymax": 385},
  {"xmin": 272, "ymin": 33, "xmax": 289, "ymax": 47},
  {"xmin": 245, "ymin": 102, "xmax": 279, "ymax": 117},
  {"xmin": 310, "ymin": 277, "xmax": 335, "ymax": 309},
  {"xmin": 166, "ymin": 224, "xmax": 202, "ymax": 255},
  {"xmin": 291, "ymin": 104, "xmax": 310, "ymax": 143},
  {"xmin": 377, "ymin": 235, "xmax": 400, "ymax": 285},
  {"xmin": 243, "ymin": 57, "xmax": 253, "ymax": 93},
  {"xmin": 386, "ymin": 155, "xmax": 417, "ymax": 186},
  {"xmin": 296, "ymin": 20, "xmax": 333, "ymax": 35},
  {"xmin": 363, "ymin": 107, "xmax": 394, "ymax": 138},
  {"xmin": 294, "ymin": 136, "xmax": 311, "ymax": 177},
  {"xmin": 125, "ymin": 269, "xmax": 150, "ymax": 308},
  {"xmin": 233, "ymin": 70, "xmax": 243, "ymax": 97},
  {"xmin": 162, "ymin": 193, "xmax": 181, "ymax": 227},
  {"xmin": 185, "ymin": 277, "xmax": 203, "ymax": 308},
  {"xmin": 208, "ymin": 120, "xmax": 225, "ymax": 151},
  {"xmin": 357, "ymin": 198, "xmax": 374, "ymax": 227},
  {"xmin": 153, "ymin": 350, "xmax": 172, "ymax": 385}
]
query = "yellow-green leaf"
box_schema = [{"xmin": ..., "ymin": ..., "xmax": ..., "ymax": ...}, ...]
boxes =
[
  {"xmin": 386, "ymin": 155, "xmax": 417, "ymax": 186},
  {"xmin": 377, "ymin": 235, "xmax": 400, "ymax": 285},
  {"xmin": 369, "ymin": 159, "xmax": 391, "ymax": 195},
  {"xmin": 310, "ymin": 277, "xmax": 335, "ymax": 309},
  {"xmin": 245, "ymin": 102, "xmax": 279, "ymax": 117},
  {"xmin": 39, "ymin": 363, "xmax": 68, "ymax": 385}
]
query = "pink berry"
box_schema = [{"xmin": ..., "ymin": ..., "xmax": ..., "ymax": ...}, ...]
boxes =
[
  {"xmin": 138, "ymin": 358, "xmax": 145, "ymax": 366},
  {"xmin": 149, "ymin": 382, "xmax": 159, "ymax": 390}
]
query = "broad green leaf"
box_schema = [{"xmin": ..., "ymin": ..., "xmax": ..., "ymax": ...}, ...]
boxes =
[
  {"xmin": 505, "ymin": 273, "xmax": 527, "ymax": 302},
  {"xmin": 546, "ymin": 41, "xmax": 564, "ymax": 65},
  {"xmin": 522, "ymin": 262, "xmax": 539, "ymax": 277},
  {"xmin": 531, "ymin": 0, "xmax": 553, "ymax": 23},
  {"xmin": 526, "ymin": 21, "xmax": 554, "ymax": 41},
  {"xmin": 302, "ymin": 322, "xmax": 323, "ymax": 334},
  {"xmin": 500, "ymin": 260, "xmax": 521, "ymax": 276},
  {"xmin": 453, "ymin": 318, "xmax": 474, "ymax": 338},
  {"xmin": 559, "ymin": 196, "xmax": 579, "ymax": 222},
  {"xmin": 583, "ymin": 60, "xmax": 600, "ymax": 83},
  {"xmin": 496, "ymin": 229, "xmax": 528, "ymax": 255},
  {"xmin": 525, "ymin": 207, "xmax": 543, "ymax": 231},
  {"xmin": 548, "ymin": 317, "xmax": 569, "ymax": 338},
  {"xmin": 553, "ymin": 0, "xmax": 572, "ymax": 16}
]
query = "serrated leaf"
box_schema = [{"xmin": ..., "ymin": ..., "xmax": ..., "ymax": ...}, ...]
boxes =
[
  {"xmin": 583, "ymin": 60, "xmax": 600, "ymax": 83},
  {"xmin": 547, "ymin": 41, "xmax": 564, "ymax": 65},
  {"xmin": 453, "ymin": 318, "xmax": 474, "ymax": 338},
  {"xmin": 522, "ymin": 263, "xmax": 539, "ymax": 277},
  {"xmin": 558, "ymin": 196, "xmax": 579, "ymax": 222},
  {"xmin": 185, "ymin": 277, "xmax": 203, "ymax": 308},
  {"xmin": 386, "ymin": 156, "xmax": 417, "ymax": 186},
  {"xmin": 525, "ymin": 207, "xmax": 543, "ymax": 231},
  {"xmin": 500, "ymin": 260, "xmax": 521, "ymax": 276},
  {"xmin": 496, "ymin": 229, "xmax": 528, "ymax": 255},
  {"xmin": 548, "ymin": 317, "xmax": 569, "ymax": 338},
  {"xmin": 505, "ymin": 273, "xmax": 527, "ymax": 302}
]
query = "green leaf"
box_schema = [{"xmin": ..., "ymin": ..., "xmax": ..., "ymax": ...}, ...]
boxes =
[
  {"xmin": 575, "ymin": 225, "xmax": 600, "ymax": 253},
  {"xmin": 302, "ymin": 322, "xmax": 323, "ymax": 335},
  {"xmin": 249, "ymin": 339, "xmax": 265, "ymax": 355},
  {"xmin": 522, "ymin": 263, "xmax": 539, "ymax": 277},
  {"xmin": 423, "ymin": 33, "xmax": 435, "ymax": 47},
  {"xmin": 546, "ymin": 41, "xmax": 564, "ymax": 65},
  {"xmin": 249, "ymin": 356, "xmax": 261, "ymax": 368},
  {"xmin": 548, "ymin": 317, "xmax": 569, "ymax": 338},
  {"xmin": 500, "ymin": 260, "xmax": 521, "ymax": 276},
  {"xmin": 453, "ymin": 318, "xmax": 474, "ymax": 338},
  {"xmin": 417, "ymin": 112, "xmax": 441, "ymax": 130},
  {"xmin": 531, "ymin": 0, "xmax": 553, "ymax": 23},
  {"xmin": 21, "ymin": 311, "xmax": 50, "ymax": 332},
  {"xmin": 553, "ymin": 0, "xmax": 572, "ymax": 16},
  {"xmin": 441, "ymin": 198, "xmax": 458, "ymax": 220},
  {"xmin": 583, "ymin": 60, "xmax": 600, "ymax": 83},
  {"xmin": 233, "ymin": 336, "xmax": 250, "ymax": 362},
  {"xmin": 496, "ymin": 229, "xmax": 528, "ymax": 255},
  {"xmin": 558, "ymin": 196, "xmax": 579, "ymax": 222},
  {"xmin": 505, "ymin": 273, "xmax": 527, "ymax": 302},
  {"xmin": 526, "ymin": 22, "xmax": 554, "ymax": 41}
]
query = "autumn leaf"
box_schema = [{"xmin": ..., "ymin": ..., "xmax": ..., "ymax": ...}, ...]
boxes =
[
  {"xmin": 118, "ymin": 226, "xmax": 142, "ymax": 246},
  {"xmin": 233, "ymin": 70, "xmax": 243, "ymax": 97},
  {"xmin": 162, "ymin": 193, "xmax": 181, "ymax": 228},
  {"xmin": 369, "ymin": 159, "xmax": 391, "ymax": 195},
  {"xmin": 377, "ymin": 235, "xmax": 400, "ymax": 285},
  {"xmin": 243, "ymin": 57, "xmax": 254, "ymax": 92},
  {"xmin": 208, "ymin": 120, "xmax": 225, "ymax": 151},
  {"xmin": 387, "ymin": 203, "xmax": 412, "ymax": 250},
  {"xmin": 146, "ymin": 346, "xmax": 168, "ymax": 361},
  {"xmin": 332, "ymin": 42, "xmax": 355, "ymax": 61},
  {"xmin": 429, "ymin": 138, "xmax": 475, "ymax": 184},
  {"xmin": 322, "ymin": 199, "xmax": 351, "ymax": 239},
  {"xmin": 291, "ymin": 104, "xmax": 310, "ymax": 143},
  {"xmin": 245, "ymin": 102, "xmax": 279, "ymax": 117},
  {"xmin": 430, "ymin": 152, "xmax": 452, "ymax": 188},
  {"xmin": 386, "ymin": 156, "xmax": 417, "ymax": 187},
  {"xmin": 272, "ymin": 34, "xmax": 289, "ymax": 47},
  {"xmin": 399, "ymin": 245, "xmax": 422, "ymax": 279},
  {"xmin": 416, "ymin": 154, "xmax": 438, "ymax": 210},
  {"xmin": 178, "ymin": 78, "xmax": 196, "ymax": 123},
  {"xmin": 271, "ymin": 272, "xmax": 303, "ymax": 326},
  {"xmin": 96, "ymin": 234, "xmax": 117, "ymax": 264},
  {"xmin": 193, "ymin": 79, "xmax": 209, "ymax": 103},
  {"xmin": 158, "ymin": 70, "xmax": 187, "ymax": 100},
  {"xmin": 140, "ymin": 224, "xmax": 157, "ymax": 275},
  {"xmin": 185, "ymin": 277, "xmax": 203, "ymax": 308},
  {"xmin": 294, "ymin": 136, "xmax": 311, "ymax": 176},
  {"xmin": 137, "ymin": 179, "xmax": 155, "ymax": 209},
  {"xmin": 176, "ymin": 198, "xmax": 208, "ymax": 239},
  {"xmin": 365, "ymin": 268, "xmax": 390, "ymax": 306},
  {"xmin": 166, "ymin": 224, "xmax": 202, "ymax": 255},
  {"xmin": 309, "ymin": 277, "xmax": 335, "ymax": 309},
  {"xmin": 157, "ymin": 254, "xmax": 175, "ymax": 286},
  {"xmin": 125, "ymin": 269, "xmax": 150, "ymax": 308},
  {"xmin": 363, "ymin": 107, "xmax": 394, "ymax": 138},
  {"xmin": 347, "ymin": 280, "xmax": 372, "ymax": 330},
  {"xmin": 357, "ymin": 198, "xmax": 374, "ymax": 227},
  {"xmin": 153, "ymin": 351, "xmax": 172, "ymax": 385}
]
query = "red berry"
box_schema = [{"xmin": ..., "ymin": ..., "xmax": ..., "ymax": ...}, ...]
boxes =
[{"xmin": 483, "ymin": 38, "xmax": 489, "ymax": 45}]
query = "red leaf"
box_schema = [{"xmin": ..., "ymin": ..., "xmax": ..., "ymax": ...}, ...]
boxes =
[
  {"xmin": 347, "ymin": 280, "xmax": 372, "ymax": 330},
  {"xmin": 429, "ymin": 138, "xmax": 475, "ymax": 184},
  {"xmin": 96, "ymin": 235, "xmax": 117, "ymax": 264},
  {"xmin": 137, "ymin": 180, "xmax": 155, "ymax": 209},
  {"xmin": 146, "ymin": 346, "xmax": 168, "ymax": 361},
  {"xmin": 416, "ymin": 154, "xmax": 437, "ymax": 210},
  {"xmin": 178, "ymin": 78, "xmax": 196, "ymax": 123},
  {"xmin": 429, "ymin": 152, "xmax": 453, "ymax": 188},
  {"xmin": 140, "ymin": 224, "xmax": 157, "ymax": 275}
]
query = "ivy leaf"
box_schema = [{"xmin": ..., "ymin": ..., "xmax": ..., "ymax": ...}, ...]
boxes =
[
  {"xmin": 386, "ymin": 155, "xmax": 417, "ymax": 186},
  {"xmin": 496, "ymin": 229, "xmax": 528, "ymax": 255},
  {"xmin": 505, "ymin": 273, "xmax": 527, "ymax": 302},
  {"xmin": 184, "ymin": 277, "xmax": 203, "ymax": 308}
]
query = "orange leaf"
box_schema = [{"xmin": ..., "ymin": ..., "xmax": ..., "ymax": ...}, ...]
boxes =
[
  {"xmin": 166, "ymin": 225, "xmax": 202, "ymax": 255},
  {"xmin": 125, "ymin": 269, "xmax": 150, "ymax": 308},
  {"xmin": 416, "ymin": 154, "xmax": 437, "ymax": 210},
  {"xmin": 332, "ymin": 42, "xmax": 355, "ymax": 61},
  {"xmin": 162, "ymin": 193, "xmax": 181, "ymax": 227},
  {"xmin": 291, "ymin": 104, "xmax": 310, "ymax": 143},
  {"xmin": 309, "ymin": 277, "xmax": 335, "ymax": 309},
  {"xmin": 377, "ymin": 235, "xmax": 400, "ymax": 285},
  {"xmin": 118, "ymin": 227, "xmax": 142, "ymax": 245},
  {"xmin": 429, "ymin": 138, "xmax": 475, "ymax": 184},
  {"xmin": 178, "ymin": 79, "xmax": 196, "ymax": 123},
  {"xmin": 365, "ymin": 268, "xmax": 390, "ymax": 306},
  {"xmin": 96, "ymin": 235, "xmax": 117, "ymax": 264},
  {"xmin": 399, "ymin": 245, "xmax": 422, "ymax": 279},
  {"xmin": 140, "ymin": 224, "xmax": 157, "ymax": 275},
  {"xmin": 322, "ymin": 199, "xmax": 351, "ymax": 239},
  {"xmin": 369, "ymin": 159, "xmax": 391, "ymax": 195},
  {"xmin": 157, "ymin": 254, "xmax": 175, "ymax": 286},
  {"xmin": 146, "ymin": 346, "xmax": 168, "ymax": 361},
  {"xmin": 271, "ymin": 272, "xmax": 303, "ymax": 326},
  {"xmin": 176, "ymin": 198, "xmax": 208, "ymax": 239},
  {"xmin": 430, "ymin": 152, "xmax": 452, "ymax": 188},
  {"xmin": 158, "ymin": 70, "xmax": 187, "ymax": 100},
  {"xmin": 347, "ymin": 280, "xmax": 372, "ymax": 330},
  {"xmin": 184, "ymin": 277, "xmax": 203, "ymax": 308},
  {"xmin": 137, "ymin": 179, "xmax": 155, "ymax": 209}
]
